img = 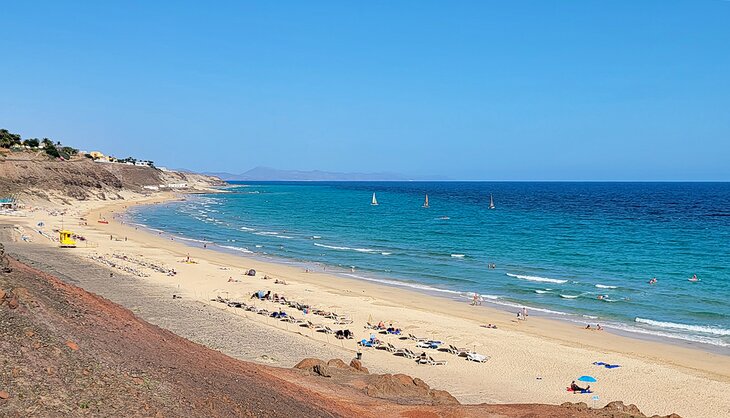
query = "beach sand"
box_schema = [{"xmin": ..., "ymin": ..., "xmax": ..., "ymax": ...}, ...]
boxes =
[{"xmin": 3, "ymin": 193, "xmax": 729, "ymax": 418}]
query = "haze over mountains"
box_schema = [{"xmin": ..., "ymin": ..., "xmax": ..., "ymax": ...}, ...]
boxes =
[{"xmin": 205, "ymin": 166, "xmax": 443, "ymax": 181}]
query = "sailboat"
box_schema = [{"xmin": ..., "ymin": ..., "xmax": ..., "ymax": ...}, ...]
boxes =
[
  {"xmin": 488, "ymin": 194, "xmax": 495, "ymax": 210},
  {"xmin": 371, "ymin": 192, "xmax": 379, "ymax": 206},
  {"xmin": 423, "ymin": 194, "xmax": 429, "ymax": 208}
]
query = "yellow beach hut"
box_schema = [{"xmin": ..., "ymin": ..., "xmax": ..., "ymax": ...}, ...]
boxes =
[{"xmin": 59, "ymin": 230, "xmax": 77, "ymax": 248}]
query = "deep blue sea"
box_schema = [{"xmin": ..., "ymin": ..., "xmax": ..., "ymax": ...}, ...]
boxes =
[{"xmin": 127, "ymin": 182, "xmax": 730, "ymax": 349}]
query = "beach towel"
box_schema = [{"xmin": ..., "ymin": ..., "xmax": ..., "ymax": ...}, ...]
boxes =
[
  {"xmin": 567, "ymin": 387, "xmax": 593, "ymax": 394},
  {"xmin": 593, "ymin": 361, "xmax": 621, "ymax": 369}
]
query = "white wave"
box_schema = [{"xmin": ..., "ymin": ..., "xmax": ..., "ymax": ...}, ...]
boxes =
[
  {"xmin": 255, "ymin": 245, "xmax": 263, "ymax": 248},
  {"xmin": 312, "ymin": 235, "xmax": 321, "ymax": 239},
  {"xmin": 560, "ymin": 294, "xmax": 579, "ymax": 299},
  {"xmin": 220, "ymin": 245, "xmax": 253, "ymax": 254},
  {"xmin": 451, "ymin": 254, "xmax": 465, "ymax": 258},
  {"xmin": 240, "ymin": 227, "xmax": 255, "ymax": 231},
  {"xmin": 314, "ymin": 243, "xmax": 349, "ymax": 250},
  {"xmin": 276, "ymin": 235, "xmax": 293, "ymax": 239},
  {"xmin": 595, "ymin": 284, "xmax": 618, "ymax": 289},
  {"xmin": 610, "ymin": 321, "xmax": 730, "ymax": 348},
  {"xmin": 381, "ymin": 252, "xmax": 392, "ymax": 256},
  {"xmin": 255, "ymin": 231, "xmax": 279, "ymax": 236},
  {"xmin": 313, "ymin": 242, "xmax": 377, "ymax": 253},
  {"xmin": 506, "ymin": 273, "xmax": 568, "ymax": 284},
  {"xmin": 534, "ymin": 290, "xmax": 550, "ymax": 294},
  {"xmin": 635, "ymin": 318, "xmax": 730, "ymax": 336},
  {"xmin": 176, "ymin": 236, "xmax": 208, "ymax": 244},
  {"xmin": 483, "ymin": 298, "xmax": 570, "ymax": 316},
  {"xmin": 342, "ymin": 273, "xmax": 463, "ymax": 296}
]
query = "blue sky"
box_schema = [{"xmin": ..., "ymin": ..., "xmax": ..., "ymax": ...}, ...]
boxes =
[{"xmin": 2, "ymin": 1, "xmax": 729, "ymax": 180}]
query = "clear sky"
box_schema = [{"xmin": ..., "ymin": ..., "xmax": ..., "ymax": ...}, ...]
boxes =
[{"xmin": 2, "ymin": 1, "xmax": 729, "ymax": 180}]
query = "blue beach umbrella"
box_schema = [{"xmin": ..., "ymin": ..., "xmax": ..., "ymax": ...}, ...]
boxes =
[{"xmin": 577, "ymin": 375, "xmax": 597, "ymax": 383}]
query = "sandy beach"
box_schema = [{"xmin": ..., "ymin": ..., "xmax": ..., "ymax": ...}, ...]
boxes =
[{"xmin": 3, "ymin": 193, "xmax": 730, "ymax": 418}]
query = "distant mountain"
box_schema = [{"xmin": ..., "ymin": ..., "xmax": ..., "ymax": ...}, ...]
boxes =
[{"xmin": 205, "ymin": 167, "xmax": 419, "ymax": 181}]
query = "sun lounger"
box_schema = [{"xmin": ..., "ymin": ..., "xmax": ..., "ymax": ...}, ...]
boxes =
[
  {"xmin": 257, "ymin": 309, "xmax": 270, "ymax": 316},
  {"xmin": 334, "ymin": 317, "xmax": 353, "ymax": 325},
  {"xmin": 394, "ymin": 348, "xmax": 417, "ymax": 359},
  {"xmin": 417, "ymin": 356, "xmax": 447, "ymax": 366},
  {"xmin": 283, "ymin": 316, "xmax": 304, "ymax": 324},
  {"xmin": 316, "ymin": 326, "xmax": 335, "ymax": 334},
  {"xmin": 376, "ymin": 342, "xmax": 398, "ymax": 353},
  {"xmin": 416, "ymin": 340, "xmax": 441, "ymax": 349},
  {"xmin": 466, "ymin": 353, "xmax": 490, "ymax": 363}
]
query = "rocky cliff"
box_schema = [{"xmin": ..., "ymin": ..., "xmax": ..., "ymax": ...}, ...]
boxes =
[{"xmin": 0, "ymin": 151, "xmax": 224, "ymax": 202}]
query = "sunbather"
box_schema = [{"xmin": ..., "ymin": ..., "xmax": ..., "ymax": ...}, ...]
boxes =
[{"xmin": 570, "ymin": 381, "xmax": 590, "ymax": 392}]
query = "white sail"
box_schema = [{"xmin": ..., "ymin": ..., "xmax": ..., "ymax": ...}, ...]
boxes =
[
  {"xmin": 489, "ymin": 193, "xmax": 495, "ymax": 209},
  {"xmin": 371, "ymin": 192, "xmax": 378, "ymax": 206},
  {"xmin": 423, "ymin": 194, "xmax": 429, "ymax": 208}
]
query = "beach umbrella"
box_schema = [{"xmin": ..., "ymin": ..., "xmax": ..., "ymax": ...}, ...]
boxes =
[{"xmin": 577, "ymin": 375, "xmax": 597, "ymax": 383}]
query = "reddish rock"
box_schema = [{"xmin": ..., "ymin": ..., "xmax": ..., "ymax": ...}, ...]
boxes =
[
  {"xmin": 65, "ymin": 340, "xmax": 79, "ymax": 351},
  {"xmin": 604, "ymin": 401, "xmax": 643, "ymax": 415},
  {"xmin": 0, "ymin": 391, "xmax": 9, "ymax": 400},
  {"xmin": 349, "ymin": 359, "xmax": 369, "ymax": 374},
  {"xmin": 326, "ymin": 359, "xmax": 350, "ymax": 370},
  {"xmin": 7, "ymin": 297, "xmax": 18, "ymax": 309},
  {"xmin": 0, "ymin": 288, "xmax": 6, "ymax": 301},
  {"xmin": 294, "ymin": 358, "xmax": 327, "ymax": 372},
  {"xmin": 364, "ymin": 374, "xmax": 459, "ymax": 405},
  {"xmin": 293, "ymin": 358, "xmax": 332, "ymax": 377}
]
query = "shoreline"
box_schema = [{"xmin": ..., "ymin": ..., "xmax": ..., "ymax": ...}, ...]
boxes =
[
  {"xmin": 124, "ymin": 197, "xmax": 730, "ymax": 356},
  {"xmin": 4, "ymin": 192, "xmax": 730, "ymax": 418}
]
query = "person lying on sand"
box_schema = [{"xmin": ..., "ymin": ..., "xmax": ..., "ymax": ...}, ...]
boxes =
[
  {"xmin": 570, "ymin": 381, "xmax": 590, "ymax": 392},
  {"xmin": 480, "ymin": 324, "xmax": 497, "ymax": 329}
]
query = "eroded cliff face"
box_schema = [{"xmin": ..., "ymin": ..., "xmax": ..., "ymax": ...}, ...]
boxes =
[{"xmin": 0, "ymin": 152, "xmax": 224, "ymax": 202}]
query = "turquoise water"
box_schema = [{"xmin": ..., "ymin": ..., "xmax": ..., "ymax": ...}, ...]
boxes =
[{"xmin": 128, "ymin": 182, "xmax": 730, "ymax": 349}]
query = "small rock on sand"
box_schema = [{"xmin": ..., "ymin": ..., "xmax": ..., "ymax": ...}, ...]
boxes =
[
  {"xmin": 0, "ymin": 391, "xmax": 10, "ymax": 400},
  {"xmin": 65, "ymin": 341, "xmax": 79, "ymax": 351}
]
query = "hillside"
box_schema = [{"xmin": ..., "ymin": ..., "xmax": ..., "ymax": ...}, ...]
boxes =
[
  {"xmin": 0, "ymin": 244, "xmax": 678, "ymax": 418},
  {"xmin": 0, "ymin": 151, "xmax": 224, "ymax": 203}
]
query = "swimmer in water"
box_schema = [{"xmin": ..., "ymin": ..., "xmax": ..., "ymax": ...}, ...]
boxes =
[
  {"xmin": 648, "ymin": 277, "xmax": 657, "ymax": 285},
  {"xmin": 689, "ymin": 274, "xmax": 699, "ymax": 282}
]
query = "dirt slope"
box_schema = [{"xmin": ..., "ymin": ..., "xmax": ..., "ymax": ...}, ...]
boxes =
[{"xmin": 0, "ymin": 245, "xmax": 679, "ymax": 418}]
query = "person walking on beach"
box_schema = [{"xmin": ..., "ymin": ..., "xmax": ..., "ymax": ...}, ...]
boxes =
[{"xmin": 522, "ymin": 307, "xmax": 528, "ymax": 321}]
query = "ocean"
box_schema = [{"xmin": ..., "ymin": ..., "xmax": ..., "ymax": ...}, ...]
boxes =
[{"xmin": 127, "ymin": 182, "xmax": 730, "ymax": 349}]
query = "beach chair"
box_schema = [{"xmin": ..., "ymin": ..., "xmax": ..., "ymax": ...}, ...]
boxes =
[
  {"xmin": 317, "ymin": 326, "xmax": 335, "ymax": 334},
  {"xmin": 283, "ymin": 316, "xmax": 304, "ymax": 325},
  {"xmin": 334, "ymin": 317, "xmax": 354, "ymax": 325},
  {"xmin": 408, "ymin": 333, "xmax": 428, "ymax": 342},
  {"xmin": 441, "ymin": 344, "xmax": 468, "ymax": 355},
  {"xmin": 377, "ymin": 342, "xmax": 398, "ymax": 353},
  {"xmin": 466, "ymin": 353, "xmax": 490, "ymax": 363},
  {"xmin": 394, "ymin": 348, "xmax": 416, "ymax": 359},
  {"xmin": 416, "ymin": 340, "xmax": 441, "ymax": 349},
  {"xmin": 257, "ymin": 309, "xmax": 270, "ymax": 316},
  {"xmin": 417, "ymin": 356, "xmax": 447, "ymax": 366}
]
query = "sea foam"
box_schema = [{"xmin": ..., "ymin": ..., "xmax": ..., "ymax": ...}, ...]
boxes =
[
  {"xmin": 635, "ymin": 317, "xmax": 730, "ymax": 336},
  {"xmin": 506, "ymin": 273, "xmax": 568, "ymax": 284}
]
